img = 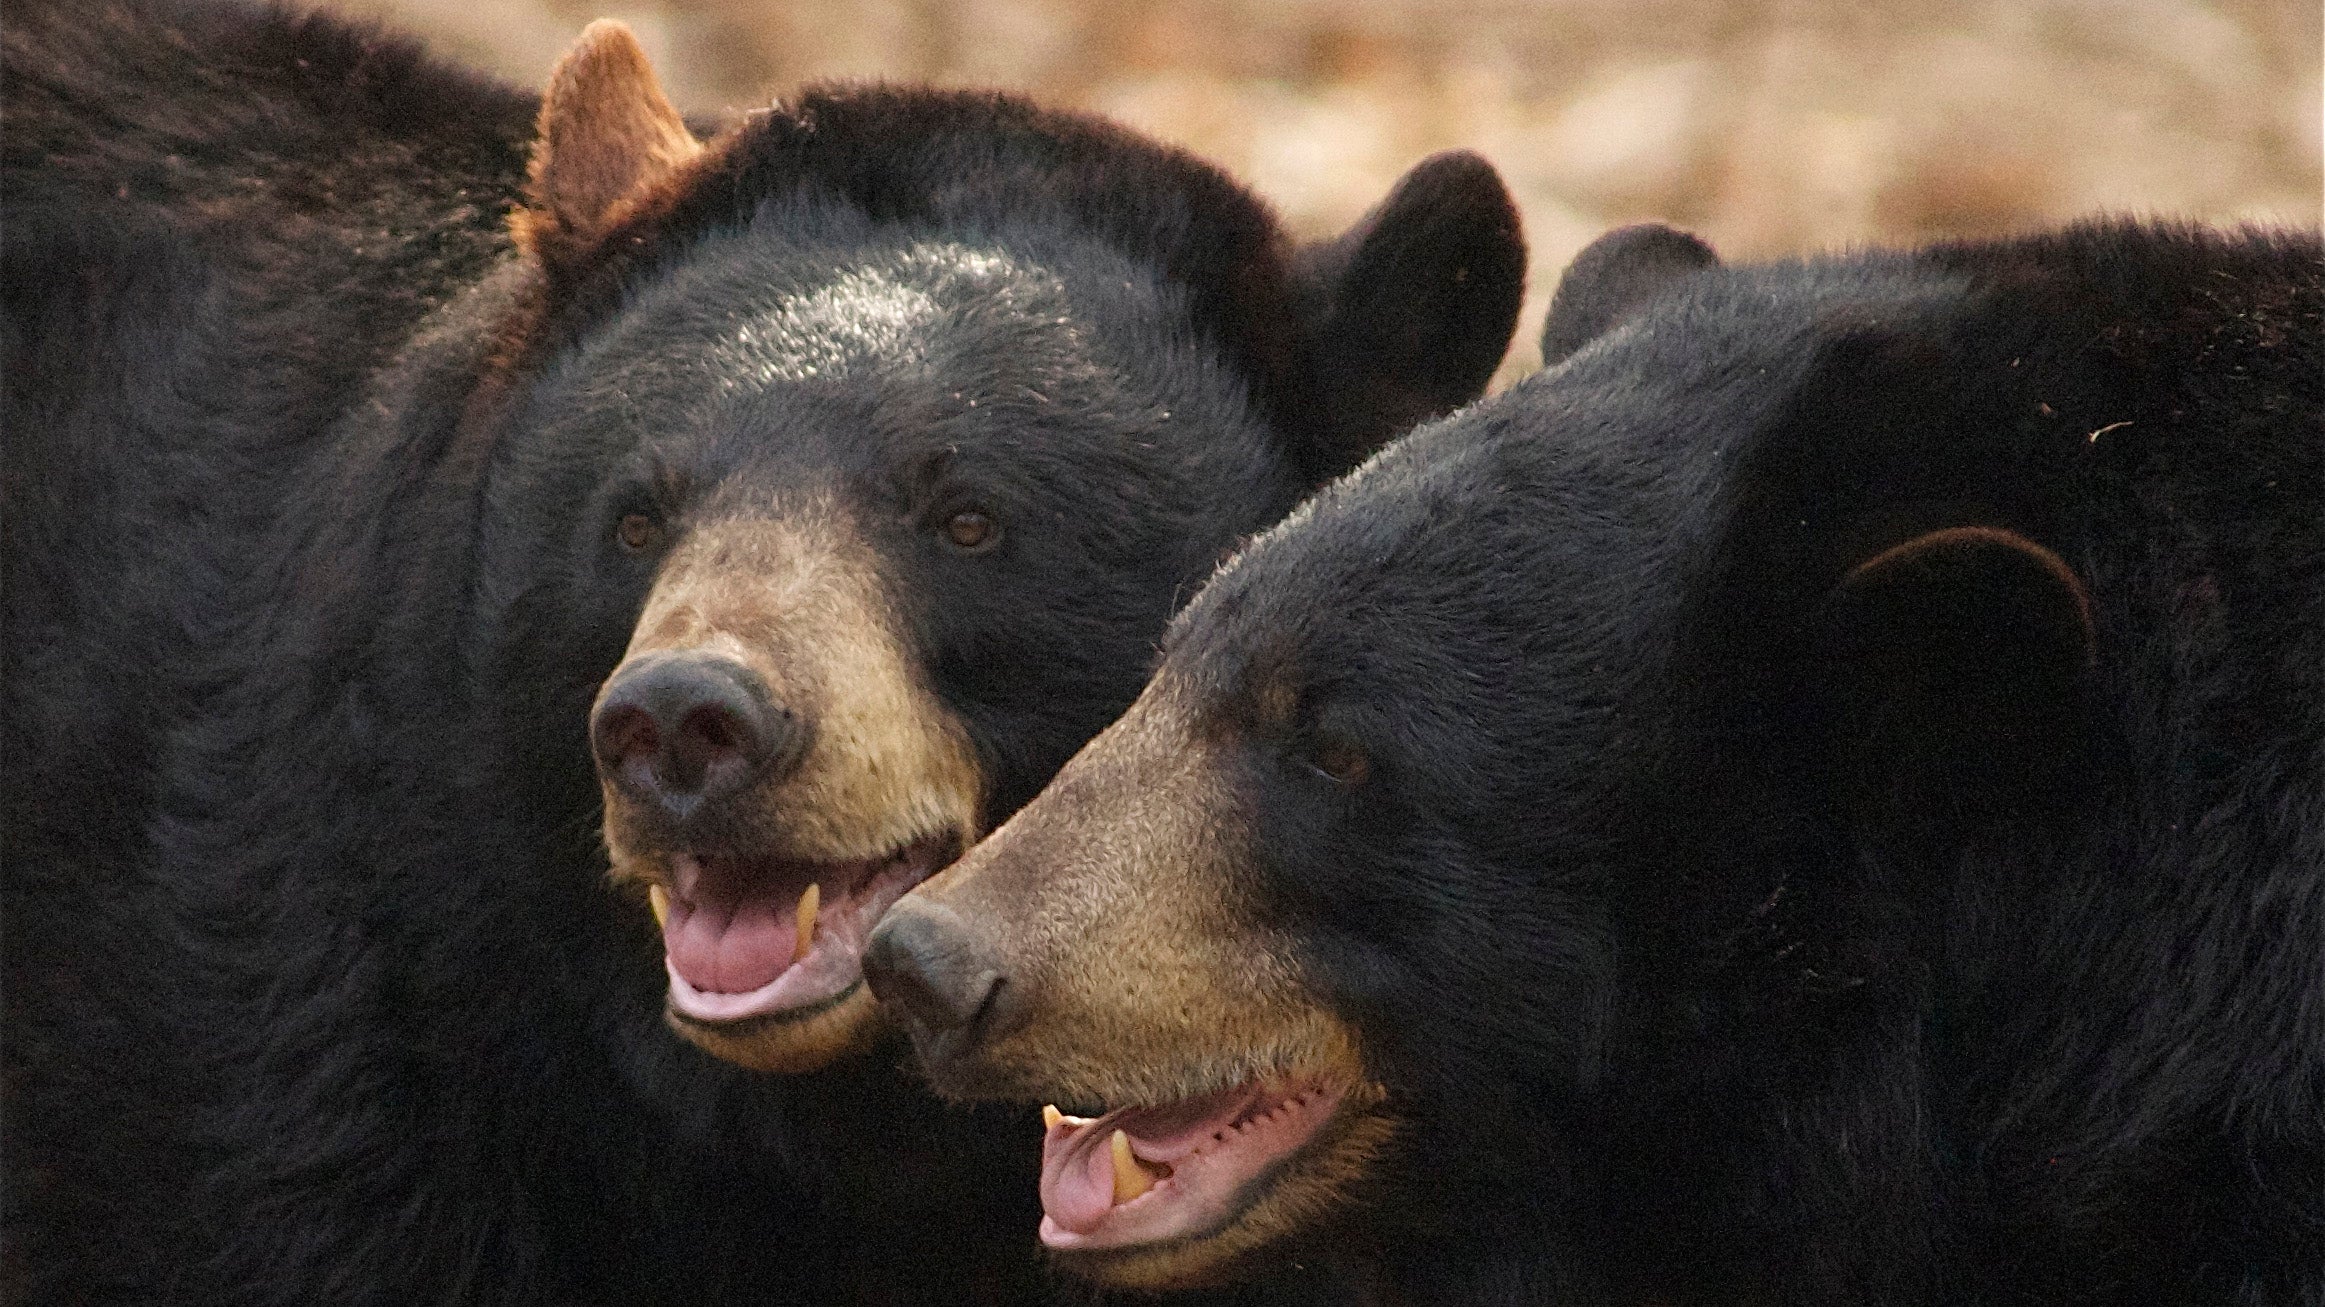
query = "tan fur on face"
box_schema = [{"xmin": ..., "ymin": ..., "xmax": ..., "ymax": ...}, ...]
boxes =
[
  {"xmin": 911, "ymin": 679, "xmax": 1389, "ymax": 1286},
  {"xmin": 601, "ymin": 499, "xmax": 983, "ymax": 1071}
]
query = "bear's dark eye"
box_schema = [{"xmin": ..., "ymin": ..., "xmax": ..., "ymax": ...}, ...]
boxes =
[
  {"xmin": 1308, "ymin": 737, "xmax": 1370, "ymax": 787},
  {"xmin": 943, "ymin": 509, "xmax": 998, "ymax": 552},
  {"xmin": 616, "ymin": 513, "xmax": 661, "ymax": 552}
]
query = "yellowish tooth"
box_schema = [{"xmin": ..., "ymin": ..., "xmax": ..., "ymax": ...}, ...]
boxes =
[
  {"xmin": 795, "ymin": 882, "xmax": 820, "ymax": 959},
  {"xmin": 1110, "ymin": 1129, "xmax": 1157, "ymax": 1203},
  {"xmin": 1042, "ymin": 1104, "xmax": 1063, "ymax": 1130},
  {"xmin": 648, "ymin": 884, "xmax": 669, "ymax": 928}
]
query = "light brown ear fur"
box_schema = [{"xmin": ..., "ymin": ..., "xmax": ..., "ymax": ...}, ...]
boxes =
[{"xmin": 514, "ymin": 20, "xmax": 701, "ymax": 264}]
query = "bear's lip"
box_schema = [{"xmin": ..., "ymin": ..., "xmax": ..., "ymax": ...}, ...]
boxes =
[
  {"xmin": 1035, "ymin": 1075, "xmax": 1348, "ymax": 1255},
  {"xmin": 658, "ymin": 829, "xmax": 961, "ymax": 1026}
]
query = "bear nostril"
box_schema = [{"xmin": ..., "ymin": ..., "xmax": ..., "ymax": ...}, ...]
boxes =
[
  {"xmin": 591, "ymin": 702, "xmax": 660, "ymax": 771},
  {"xmin": 666, "ymin": 703, "xmax": 754, "ymax": 795},
  {"xmin": 681, "ymin": 704, "xmax": 743, "ymax": 754}
]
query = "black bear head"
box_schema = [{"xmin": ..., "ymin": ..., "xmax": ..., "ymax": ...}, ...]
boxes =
[
  {"xmin": 460, "ymin": 23, "xmax": 1525, "ymax": 1075},
  {"xmin": 867, "ymin": 223, "xmax": 2157, "ymax": 1289}
]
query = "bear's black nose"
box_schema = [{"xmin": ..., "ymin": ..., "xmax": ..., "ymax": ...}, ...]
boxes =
[
  {"xmin": 865, "ymin": 898, "xmax": 1013, "ymax": 1050},
  {"xmin": 591, "ymin": 651, "xmax": 805, "ymax": 821}
]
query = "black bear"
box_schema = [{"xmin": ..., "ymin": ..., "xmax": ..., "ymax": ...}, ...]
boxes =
[
  {"xmin": 0, "ymin": 1, "xmax": 1525, "ymax": 1301},
  {"xmin": 868, "ymin": 220, "xmax": 2325, "ymax": 1304}
]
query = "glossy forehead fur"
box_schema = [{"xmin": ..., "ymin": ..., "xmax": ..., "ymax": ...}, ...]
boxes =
[
  {"xmin": 529, "ymin": 200, "xmax": 1291, "ymax": 594},
  {"xmin": 555, "ymin": 197, "xmax": 1264, "ymax": 452},
  {"xmin": 500, "ymin": 85, "xmax": 1310, "ymax": 437}
]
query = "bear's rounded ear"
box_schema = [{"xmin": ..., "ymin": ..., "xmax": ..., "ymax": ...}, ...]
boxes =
[
  {"xmin": 512, "ymin": 20, "xmax": 703, "ymax": 270},
  {"xmin": 1286, "ymin": 150, "xmax": 1525, "ymax": 484},
  {"xmin": 1537, "ymin": 223, "xmax": 1717, "ymax": 367},
  {"xmin": 1818, "ymin": 526, "xmax": 2096, "ymax": 839}
]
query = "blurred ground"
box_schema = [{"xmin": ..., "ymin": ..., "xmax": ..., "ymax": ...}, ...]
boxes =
[{"xmin": 352, "ymin": 0, "xmax": 2321, "ymax": 379}]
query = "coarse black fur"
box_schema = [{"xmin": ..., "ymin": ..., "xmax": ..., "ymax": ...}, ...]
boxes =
[
  {"xmin": 1534, "ymin": 222, "xmax": 1716, "ymax": 367},
  {"xmin": 1144, "ymin": 220, "xmax": 2323, "ymax": 1302},
  {"xmin": 0, "ymin": 1, "xmax": 1522, "ymax": 1302}
]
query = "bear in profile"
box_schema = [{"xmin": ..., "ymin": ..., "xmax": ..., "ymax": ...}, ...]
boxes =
[
  {"xmin": 871, "ymin": 220, "xmax": 2323, "ymax": 1304},
  {"xmin": 0, "ymin": 1, "xmax": 1523, "ymax": 1301}
]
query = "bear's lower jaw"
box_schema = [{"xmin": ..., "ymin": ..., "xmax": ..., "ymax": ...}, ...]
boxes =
[
  {"xmin": 649, "ymin": 829, "xmax": 962, "ymax": 1071},
  {"xmin": 665, "ymin": 981, "xmax": 887, "ymax": 1073},
  {"xmin": 1031, "ymin": 1075, "xmax": 1391, "ymax": 1289}
]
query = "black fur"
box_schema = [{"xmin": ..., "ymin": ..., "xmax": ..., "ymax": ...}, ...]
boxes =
[
  {"xmin": 0, "ymin": 1, "xmax": 1522, "ymax": 1302},
  {"xmin": 1162, "ymin": 220, "xmax": 2323, "ymax": 1302},
  {"xmin": 1535, "ymin": 222, "xmax": 1717, "ymax": 367}
]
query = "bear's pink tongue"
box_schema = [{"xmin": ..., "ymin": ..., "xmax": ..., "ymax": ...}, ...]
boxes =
[
  {"xmin": 656, "ymin": 837, "xmax": 960, "ymax": 1024},
  {"xmin": 1038, "ymin": 1084, "xmax": 1264, "ymax": 1235},
  {"xmin": 662, "ymin": 890, "xmax": 795, "ymax": 994},
  {"xmin": 1034, "ymin": 1080, "xmax": 1349, "ymax": 1253},
  {"xmin": 1042, "ymin": 1122, "xmax": 1126, "ymax": 1234}
]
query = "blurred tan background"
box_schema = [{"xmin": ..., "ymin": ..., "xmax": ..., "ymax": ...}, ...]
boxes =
[{"xmin": 351, "ymin": 0, "xmax": 2321, "ymax": 378}]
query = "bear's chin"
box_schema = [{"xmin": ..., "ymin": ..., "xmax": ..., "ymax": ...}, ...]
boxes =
[{"xmin": 667, "ymin": 982, "xmax": 888, "ymax": 1073}]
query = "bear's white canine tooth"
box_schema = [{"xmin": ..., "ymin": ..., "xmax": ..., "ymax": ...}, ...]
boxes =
[
  {"xmin": 1111, "ymin": 1129, "xmax": 1158, "ymax": 1202},
  {"xmin": 648, "ymin": 883, "xmax": 669, "ymax": 928},
  {"xmin": 1043, "ymin": 1104, "xmax": 1063, "ymax": 1130},
  {"xmin": 795, "ymin": 882, "xmax": 820, "ymax": 960}
]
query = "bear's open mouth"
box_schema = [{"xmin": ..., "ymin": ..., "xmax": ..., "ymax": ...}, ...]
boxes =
[
  {"xmin": 1035, "ymin": 1074, "xmax": 1349, "ymax": 1255},
  {"xmin": 654, "ymin": 828, "xmax": 962, "ymax": 1026}
]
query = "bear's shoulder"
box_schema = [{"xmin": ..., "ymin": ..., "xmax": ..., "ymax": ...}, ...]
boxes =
[{"xmin": 4, "ymin": 0, "xmax": 535, "ymax": 287}]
